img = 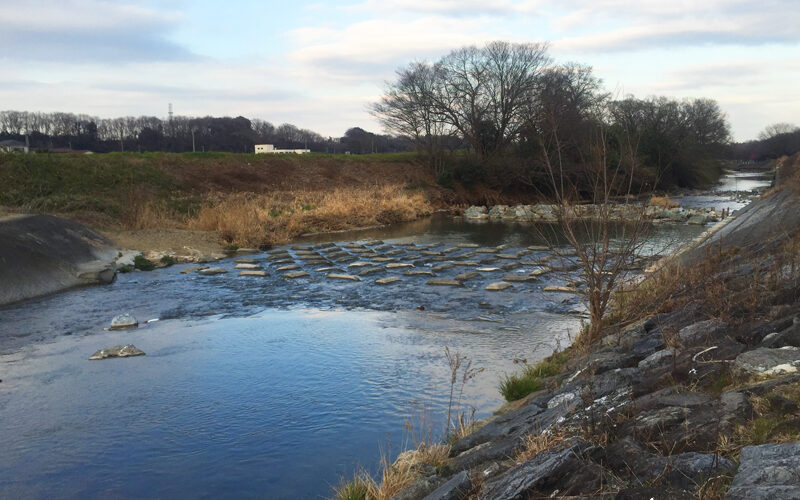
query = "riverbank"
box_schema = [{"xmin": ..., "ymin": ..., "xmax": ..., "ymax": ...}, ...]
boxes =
[{"xmin": 345, "ymin": 154, "xmax": 800, "ymax": 499}]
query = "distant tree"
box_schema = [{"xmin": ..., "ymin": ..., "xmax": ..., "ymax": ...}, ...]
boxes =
[{"xmin": 758, "ymin": 122, "xmax": 800, "ymax": 141}]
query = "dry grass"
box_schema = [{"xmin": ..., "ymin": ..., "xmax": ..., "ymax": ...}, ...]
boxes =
[
  {"xmin": 514, "ymin": 429, "xmax": 567, "ymax": 464},
  {"xmin": 649, "ymin": 195, "xmax": 679, "ymax": 209},
  {"xmin": 189, "ymin": 185, "xmax": 433, "ymax": 247}
]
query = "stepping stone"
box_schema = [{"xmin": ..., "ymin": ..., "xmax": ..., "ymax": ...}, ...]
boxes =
[
  {"xmin": 420, "ymin": 250, "xmax": 443, "ymax": 256},
  {"xmin": 320, "ymin": 246, "xmax": 340, "ymax": 253},
  {"xmin": 385, "ymin": 249, "xmax": 405, "ymax": 256},
  {"xmin": 432, "ymin": 263, "xmax": 454, "ymax": 272},
  {"xmin": 458, "ymin": 251, "xmax": 477, "ymax": 259},
  {"xmin": 479, "ymin": 258, "xmax": 499, "ymax": 264},
  {"xmin": 182, "ymin": 265, "xmax": 208, "ymax": 274},
  {"xmin": 89, "ymin": 344, "xmax": 145, "ymax": 360},
  {"xmin": 358, "ymin": 267, "xmax": 384, "ymax": 276},
  {"xmin": 530, "ymin": 267, "xmax": 552, "ymax": 276},
  {"xmin": 277, "ymin": 264, "xmax": 300, "ymax": 271},
  {"xmin": 317, "ymin": 242, "xmax": 337, "ymax": 249},
  {"xmin": 519, "ymin": 261, "xmax": 539, "ymax": 266},
  {"xmin": 327, "ymin": 251, "xmax": 350, "ymax": 258},
  {"xmin": 528, "ymin": 245, "xmax": 549, "ymax": 251},
  {"xmin": 304, "ymin": 259, "xmax": 331, "ymax": 265},
  {"xmin": 373, "ymin": 245, "xmax": 393, "ymax": 252},
  {"xmin": 295, "ymin": 250, "xmax": 319, "ymax": 256},
  {"xmin": 452, "ymin": 261, "xmax": 479, "ymax": 266},
  {"xmin": 441, "ymin": 247, "xmax": 460, "ymax": 254},
  {"xmin": 497, "ymin": 253, "xmax": 520, "ymax": 259},
  {"xmin": 335, "ymin": 256, "xmax": 357, "ymax": 263},
  {"xmin": 376, "ymin": 277, "xmax": 401, "ymax": 285},
  {"xmin": 496, "ymin": 244, "xmax": 510, "ymax": 250},
  {"xmin": 348, "ymin": 261, "xmax": 372, "ymax": 268},
  {"xmin": 272, "ymin": 258, "xmax": 294, "ymax": 264},
  {"xmin": 427, "ymin": 279, "xmax": 462, "ymax": 286},
  {"xmin": 235, "ymin": 258, "xmax": 259, "ymax": 263},
  {"xmin": 198, "ymin": 267, "xmax": 228, "ymax": 275},
  {"xmin": 267, "ymin": 249, "xmax": 289, "ymax": 255},
  {"xmin": 343, "ymin": 243, "xmax": 365, "ymax": 249},
  {"xmin": 360, "ymin": 252, "xmax": 379, "ymax": 258},
  {"xmin": 349, "ymin": 248, "xmax": 371, "ymax": 253},
  {"xmin": 291, "ymin": 245, "xmax": 313, "ymax": 251},
  {"xmin": 485, "ymin": 282, "xmax": 513, "ymax": 291},
  {"xmin": 476, "ymin": 248, "xmax": 497, "ymax": 253},
  {"xmin": 239, "ymin": 270, "xmax": 269, "ymax": 277},
  {"xmin": 365, "ymin": 240, "xmax": 384, "ymax": 245},
  {"xmin": 477, "ymin": 267, "xmax": 500, "ymax": 272},
  {"xmin": 283, "ymin": 271, "xmax": 310, "ymax": 279},
  {"xmin": 454, "ymin": 271, "xmax": 480, "ymax": 281},
  {"xmin": 386, "ymin": 263, "xmax": 414, "ymax": 269},
  {"xmin": 543, "ymin": 285, "xmax": 580, "ymax": 293},
  {"xmin": 267, "ymin": 253, "xmax": 290, "ymax": 260},
  {"xmin": 371, "ymin": 257, "xmax": 395, "ymax": 262},
  {"xmin": 430, "ymin": 256, "xmax": 452, "ymax": 261},
  {"xmin": 110, "ymin": 313, "xmax": 138, "ymax": 330},
  {"xmin": 458, "ymin": 243, "xmax": 480, "ymax": 248},
  {"xmin": 405, "ymin": 270, "xmax": 435, "ymax": 276},
  {"xmin": 327, "ymin": 273, "xmax": 361, "ymax": 282},
  {"xmin": 316, "ymin": 266, "xmax": 341, "ymax": 272},
  {"xmin": 235, "ymin": 263, "xmax": 262, "ymax": 270},
  {"xmin": 501, "ymin": 262, "xmax": 521, "ymax": 271},
  {"xmin": 502, "ymin": 275, "xmax": 538, "ymax": 282}
]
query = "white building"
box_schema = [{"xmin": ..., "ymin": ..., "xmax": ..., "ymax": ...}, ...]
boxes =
[{"xmin": 255, "ymin": 144, "xmax": 310, "ymax": 154}]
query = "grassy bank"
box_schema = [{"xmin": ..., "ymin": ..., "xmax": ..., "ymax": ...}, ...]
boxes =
[{"xmin": 0, "ymin": 151, "xmax": 441, "ymax": 248}]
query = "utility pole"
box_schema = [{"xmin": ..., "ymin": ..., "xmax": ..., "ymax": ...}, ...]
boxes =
[{"xmin": 192, "ymin": 129, "xmax": 196, "ymax": 152}]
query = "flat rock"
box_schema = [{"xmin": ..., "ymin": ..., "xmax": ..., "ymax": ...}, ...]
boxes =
[
  {"xmin": 475, "ymin": 248, "xmax": 497, "ymax": 253},
  {"xmin": 234, "ymin": 258, "xmax": 259, "ymax": 263},
  {"xmin": 315, "ymin": 266, "xmax": 341, "ymax": 272},
  {"xmin": 372, "ymin": 257, "xmax": 395, "ymax": 263},
  {"xmin": 198, "ymin": 267, "xmax": 228, "ymax": 275},
  {"xmin": 441, "ymin": 247, "xmax": 460, "ymax": 254},
  {"xmin": 726, "ymin": 442, "xmax": 800, "ymax": 499},
  {"xmin": 234, "ymin": 263, "xmax": 261, "ymax": 270},
  {"xmin": 358, "ymin": 267, "xmax": 384, "ymax": 276},
  {"xmin": 348, "ymin": 261, "xmax": 371, "ymax": 268},
  {"xmin": 477, "ymin": 267, "xmax": 500, "ymax": 272},
  {"xmin": 432, "ymin": 263, "xmax": 454, "ymax": 272},
  {"xmin": 458, "ymin": 243, "xmax": 480, "ymax": 248},
  {"xmin": 502, "ymin": 275, "xmax": 537, "ymax": 282},
  {"xmin": 239, "ymin": 270, "xmax": 269, "ymax": 277},
  {"xmin": 376, "ymin": 277, "xmax": 401, "ymax": 285},
  {"xmin": 291, "ymin": 245, "xmax": 313, "ymax": 251},
  {"xmin": 276, "ymin": 264, "xmax": 300, "ymax": 271},
  {"xmin": 422, "ymin": 470, "xmax": 471, "ymax": 500},
  {"xmin": 486, "ymin": 282, "xmax": 513, "ymax": 291},
  {"xmin": 283, "ymin": 271, "xmax": 309, "ymax": 279},
  {"xmin": 543, "ymin": 285, "xmax": 579, "ymax": 293},
  {"xmin": 327, "ymin": 273, "xmax": 361, "ymax": 281},
  {"xmin": 110, "ymin": 313, "xmax": 138, "ymax": 330},
  {"xmin": 385, "ymin": 249, "xmax": 405, "ymax": 256},
  {"xmin": 452, "ymin": 261, "xmax": 479, "ymax": 266},
  {"xmin": 420, "ymin": 250, "xmax": 443, "ymax": 256},
  {"xmin": 427, "ymin": 279, "xmax": 462, "ymax": 286},
  {"xmin": 454, "ymin": 271, "xmax": 480, "ymax": 281},
  {"xmin": 496, "ymin": 253, "xmax": 519, "ymax": 259},
  {"xmin": 181, "ymin": 265, "xmax": 208, "ymax": 274},
  {"xmin": 271, "ymin": 258, "xmax": 294, "ymax": 264},
  {"xmin": 89, "ymin": 344, "xmax": 145, "ymax": 360},
  {"xmin": 405, "ymin": 270, "xmax": 435, "ymax": 276},
  {"xmin": 500, "ymin": 263, "xmax": 520, "ymax": 271},
  {"xmin": 386, "ymin": 263, "xmax": 414, "ymax": 269},
  {"xmin": 734, "ymin": 347, "xmax": 800, "ymax": 376}
]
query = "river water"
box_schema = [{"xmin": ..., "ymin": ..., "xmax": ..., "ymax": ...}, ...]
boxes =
[{"xmin": 0, "ymin": 174, "xmax": 762, "ymax": 499}]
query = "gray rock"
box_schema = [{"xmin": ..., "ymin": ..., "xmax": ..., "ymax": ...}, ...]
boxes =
[
  {"xmin": 327, "ymin": 273, "xmax": 361, "ymax": 281},
  {"xmin": 464, "ymin": 206, "xmax": 488, "ymax": 219},
  {"xmin": 181, "ymin": 265, "xmax": 208, "ymax": 274},
  {"xmin": 110, "ymin": 313, "xmax": 138, "ymax": 330},
  {"xmin": 391, "ymin": 476, "xmax": 445, "ymax": 500},
  {"xmin": 734, "ymin": 347, "xmax": 800, "ymax": 376},
  {"xmin": 502, "ymin": 275, "xmax": 537, "ymax": 282},
  {"xmin": 234, "ymin": 263, "xmax": 261, "ymax": 270},
  {"xmin": 638, "ymin": 347, "xmax": 677, "ymax": 372},
  {"xmin": 198, "ymin": 267, "xmax": 228, "ymax": 275},
  {"xmin": 454, "ymin": 272, "xmax": 479, "ymax": 281},
  {"xmin": 422, "ymin": 471, "xmax": 471, "ymax": 500},
  {"xmin": 276, "ymin": 264, "xmax": 300, "ymax": 271},
  {"xmin": 234, "ymin": 257, "xmax": 259, "ymax": 263},
  {"xmin": 283, "ymin": 271, "xmax": 310, "ymax": 279},
  {"xmin": 432, "ymin": 263, "xmax": 455, "ymax": 272},
  {"xmin": 386, "ymin": 262, "xmax": 414, "ymax": 269},
  {"xmin": 359, "ymin": 267, "xmax": 384, "ymax": 276},
  {"xmin": 405, "ymin": 270, "xmax": 435, "ymax": 276},
  {"xmin": 89, "ymin": 344, "xmax": 145, "ymax": 360},
  {"xmin": 485, "ymin": 282, "xmax": 512, "ymax": 291},
  {"xmin": 726, "ymin": 442, "xmax": 800, "ymax": 499},
  {"xmin": 376, "ymin": 277, "xmax": 401, "ymax": 285},
  {"xmin": 239, "ymin": 270, "xmax": 269, "ymax": 277},
  {"xmin": 678, "ymin": 319, "xmax": 728, "ymax": 347}
]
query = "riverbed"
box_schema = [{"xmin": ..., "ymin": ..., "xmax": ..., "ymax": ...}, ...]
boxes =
[{"xmin": 0, "ymin": 176, "xmax": 758, "ymax": 499}]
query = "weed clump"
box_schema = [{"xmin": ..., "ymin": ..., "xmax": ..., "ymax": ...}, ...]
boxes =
[
  {"xmin": 159, "ymin": 255, "xmax": 177, "ymax": 267},
  {"xmin": 133, "ymin": 254, "xmax": 155, "ymax": 271},
  {"xmin": 499, "ymin": 352, "xmax": 569, "ymax": 402}
]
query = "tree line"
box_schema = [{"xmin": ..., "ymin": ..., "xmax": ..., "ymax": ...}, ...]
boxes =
[
  {"xmin": 729, "ymin": 122, "xmax": 800, "ymax": 161},
  {"xmin": 0, "ymin": 111, "xmax": 412, "ymax": 155},
  {"xmin": 372, "ymin": 40, "xmax": 733, "ymax": 192}
]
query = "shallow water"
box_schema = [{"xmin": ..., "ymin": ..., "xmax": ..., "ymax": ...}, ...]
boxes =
[
  {"xmin": 0, "ymin": 215, "xmax": 706, "ymax": 499},
  {"xmin": 678, "ymin": 171, "xmax": 772, "ymax": 211}
]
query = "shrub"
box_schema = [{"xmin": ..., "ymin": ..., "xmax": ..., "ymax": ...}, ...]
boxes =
[
  {"xmin": 160, "ymin": 255, "xmax": 177, "ymax": 267},
  {"xmin": 332, "ymin": 475, "xmax": 369, "ymax": 500},
  {"xmin": 500, "ymin": 373, "xmax": 542, "ymax": 401},
  {"xmin": 133, "ymin": 255, "xmax": 155, "ymax": 271}
]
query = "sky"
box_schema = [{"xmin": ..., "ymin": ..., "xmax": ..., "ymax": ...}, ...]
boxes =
[{"xmin": 1, "ymin": 0, "xmax": 798, "ymax": 141}]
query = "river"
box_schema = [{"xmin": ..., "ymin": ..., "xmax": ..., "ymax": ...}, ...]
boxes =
[{"xmin": 0, "ymin": 173, "xmax": 763, "ymax": 499}]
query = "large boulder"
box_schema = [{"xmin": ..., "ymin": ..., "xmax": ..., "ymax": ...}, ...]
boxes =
[
  {"xmin": 725, "ymin": 442, "xmax": 800, "ymax": 499},
  {"xmin": 734, "ymin": 347, "xmax": 800, "ymax": 377}
]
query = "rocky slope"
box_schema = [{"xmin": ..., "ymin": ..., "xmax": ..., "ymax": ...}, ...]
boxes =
[{"xmin": 389, "ymin": 160, "xmax": 800, "ymax": 499}]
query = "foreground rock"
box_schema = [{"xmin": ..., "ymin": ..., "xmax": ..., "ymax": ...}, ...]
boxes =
[
  {"xmin": 89, "ymin": 344, "xmax": 145, "ymax": 360},
  {"xmin": 110, "ymin": 313, "xmax": 138, "ymax": 330},
  {"xmin": 726, "ymin": 443, "xmax": 800, "ymax": 499},
  {"xmin": 198, "ymin": 267, "xmax": 228, "ymax": 275}
]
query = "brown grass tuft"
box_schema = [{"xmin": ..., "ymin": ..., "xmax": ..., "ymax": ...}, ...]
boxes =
[
  {"xmin": 189, "ymin": 185, "xmax": 432, "ymax": 247},
  {"xmin": 649, "ymin": 195, "xmax": 679, "ymax": 209},
  {"xmin": 513, "ymin": 429, "xmax": 567, "ymax": 464}
]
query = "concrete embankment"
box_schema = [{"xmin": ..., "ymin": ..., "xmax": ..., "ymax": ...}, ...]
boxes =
[{"xmin": 0, "ymin": 214, "xmax": 118, "ymax": 306}]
